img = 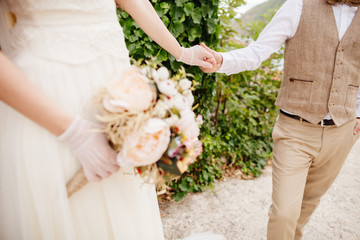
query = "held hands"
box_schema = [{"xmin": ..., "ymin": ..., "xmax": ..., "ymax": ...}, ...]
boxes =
[
  {"xmin": 199, "ymin": 43, "xmax": 223, "ymax": 73},
  {"xmin": 58, "ymin": 116, "xmax": 119, "ymax": 182},
  {"xmin": 177, "ymin": 45, "xmax": 216, "ymax": 69}
]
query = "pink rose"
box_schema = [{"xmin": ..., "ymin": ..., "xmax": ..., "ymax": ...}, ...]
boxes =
[
  {"xmin": 116, "ymin": 118, "xmax": 171, "ymax": 167},
  {"xmin": 193, "ymin": 139, "xmax": 203, "ymax": 158},
  {"xmin": 103, "ymin": 67, "xmax": 157, "ymax": 113}
]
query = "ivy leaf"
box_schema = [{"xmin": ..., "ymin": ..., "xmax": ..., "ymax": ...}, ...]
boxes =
[
  {"xmin": 154, "ymin": 3, "xmax": 163, "ymax": 17},
  {"xmin": 191, "ymin": 8, "xmax": 202, "ymax": 24},
  {"xmin": 118, "ymin": 11, "xmax": 129, "ymax": 18},
  {"xmin": 188, "ymin": 26, "xmax": 202, "ymax": 42},
  {"xmin": 169, "ymin": 55, "xmax": 183, "ymax": 72},
  {"xmin": 160, "ymin": 2, "xmax": 170, "ymax": 15},
  {"xmin": 161, "ymin": 15, "xmax": 170, "ymax": 27},
  {"xmin": 170, "ymin": 22, "xmax": 184, "ymax": 38},
  {"xmin": 172, "ymin": 191, "xmax": 186, "ymax": 202},
  {"xmin": 201, "ymin": 5, "xmax": 214, "ymax": 18},
  {"xmin": 155, "ymin": 49, "xmax": 168, "ymax": 62},
  {"xmin": 184, "ymin": 2, "xmax": 194, "ymax": 16},
  {"xmin": 174, "ymin": 7, "xmax": 185, "ymax": 21},
  {"xmin": 144, "ymin": 48, "xmax": 153, "ymax": 58},
  {"xmin": 179, "ymin": 179, "xmax": 190, "ymax": 191},
  {"xmin": 128, "ymin": 34, "xmax": 138, "ymax": 43},
  {"xmin": 127, "ymin": 43, "xmax": 138, "ymax": 55},
  {"xmin": 206, "ymin": 18, "xmax": 217, "ymax": 34},
  {"xmin": 175, "ymin": 0, "xmax": 189, "ymax": 7}
]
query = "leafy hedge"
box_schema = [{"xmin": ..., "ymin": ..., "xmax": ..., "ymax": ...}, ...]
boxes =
[
  {"xmin": 118, "ymin": 0, "xmax": 220, "ymax": 73},
  {"xmin": 118, "ymin": 1, "xmax": 283, "ymax": 201}
]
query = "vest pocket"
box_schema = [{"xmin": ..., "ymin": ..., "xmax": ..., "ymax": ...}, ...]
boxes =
[
  {"xmin": 353, "ymin": 41, "xmax": 360, "ymax": 48},
  {"xmin": 286, "ymin": 78, "xmax": 313, "ymax": 107},
  {"xmin": 344, "ymin": 85, "xmax": 359, "ymax": 118}
]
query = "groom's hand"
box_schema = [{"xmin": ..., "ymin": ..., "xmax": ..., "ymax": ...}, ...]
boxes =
[
  {"xmin": 200, "ymin": 43, "xmax": 223, "ymax": 73},
  {"xmin": 354, "ymin": 118, "xmax": 360, "ymax": 135}
]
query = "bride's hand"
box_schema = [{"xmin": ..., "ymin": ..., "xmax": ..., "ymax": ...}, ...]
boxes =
[
  {"xmin": 199, "ymin": 43, "xmax": 223, "ymax": 73},
  {"xmin": 177, "ymin": 45, "xmax": 216, "ymax": 69},
  {"xmin": 59, "ymin": 117, "xmax": 119, "ymax": 182}
]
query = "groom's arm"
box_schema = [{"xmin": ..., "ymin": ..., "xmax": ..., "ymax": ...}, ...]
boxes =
[{"xmin": 202, "ymin": 0, "xmax": 302, "ymax": 75}]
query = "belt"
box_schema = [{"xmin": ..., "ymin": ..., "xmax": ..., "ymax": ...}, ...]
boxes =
[{"xmin": 280, "ymin": 110, "xmax": 335, "ymax": 126}]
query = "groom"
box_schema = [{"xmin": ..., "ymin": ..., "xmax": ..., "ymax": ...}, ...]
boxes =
[{"xmin": 201, "ymin": 0, "xmax": 360, "ymax": 239}]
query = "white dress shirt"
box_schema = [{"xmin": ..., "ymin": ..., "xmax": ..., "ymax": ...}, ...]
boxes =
[{"xmin": 218, "ymin": 0, "xmax": 360, "ymax": 118}]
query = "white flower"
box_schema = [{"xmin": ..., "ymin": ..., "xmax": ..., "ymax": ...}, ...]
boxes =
[
  {"xmin": 150, "ymin": 68, "xmax": 159, "ymax": 82},
  {"xmin": 172, "ymin": 94, "xmax": 188, "ymax": 111},
  {"xmin": 182, "ymin": 89, "xmax": 195, "ymax": 107},
  {"xmin": 141, "ymin": 66, "xmax": 151, "ymax": 76},
  {"xmin": 157, "ymin": 67, "xmax": 170, "ymax": 81},
  {"xmin": 162, "ymin": 96, "xmax": 174, "ymax": 108},
  {"xmin": 175, "ymin": 109, "xmax": 200, "ymax": 139},
  {"xmin": 164, "ymin": 114, "xmax": 180, "ymax": 126},
  {"xmin": 196, "ymin": 114, "xmax": 204, "ymax": 125},
  {"xmin": 179, "ymin": 79, "xmax": 192, "ymax": 91},
  {"xmin": 157, "ymin": 80, "xmax": 178, "ymax": 97},
  {"xmin": 153, "ymin": 100, "xmax": 170, "ymax": 118}
]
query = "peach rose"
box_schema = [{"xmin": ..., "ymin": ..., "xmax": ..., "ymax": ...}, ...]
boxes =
[
  {"xmin": 103, "ymin": 68, "xmax": 157, "ymax": 113},
  {"xmin": 116, "ymin": 118, "xmax": 171, "ymax": 167}
]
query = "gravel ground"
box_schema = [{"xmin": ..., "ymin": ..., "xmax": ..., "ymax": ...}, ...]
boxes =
[{"xmin": 160, "ymin": 139, "xmax": 360, "ymax": 240}]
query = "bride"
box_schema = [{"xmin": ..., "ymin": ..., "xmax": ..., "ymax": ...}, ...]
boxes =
[{"xmin": 0, "ymin": 0, "xmax": 217, "ymax": 239}]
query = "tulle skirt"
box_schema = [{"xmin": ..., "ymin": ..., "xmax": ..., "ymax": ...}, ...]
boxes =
[{"xmin": 0, "ymin": 52, "xmax": 164, "ymax": 240}]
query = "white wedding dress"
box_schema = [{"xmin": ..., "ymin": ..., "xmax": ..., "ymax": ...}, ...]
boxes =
[{"xmin": 0, "ymin": 0, "xmax": 165, "ymax": 239}]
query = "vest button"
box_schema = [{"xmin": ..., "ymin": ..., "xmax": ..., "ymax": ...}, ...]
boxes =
[
  {"xmin": 330, "ymin": 103, "xmax": 336, "ymax": 107},
  {"xmin": 336, "ymin": 60, "xmax": 343, "ymax": 66},
  {"xmin": 331, "ymin": 88, "xmax": 338, "ymax": 93},
  {"xmin": 334, "ymin": 75, "xmax": 340, "ymax": 79},
  {"xmin": 338, "ymin": 47, "xmax": 344, "ymax": 52},
  {"xmin": 5, "ymin": 11, "xmax": 17, "ymax": 28}
]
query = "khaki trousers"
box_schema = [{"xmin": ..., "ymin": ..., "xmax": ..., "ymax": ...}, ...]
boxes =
[{"xmin": 267, "ymin": 113, "xmax": 359, "ymax": 240}]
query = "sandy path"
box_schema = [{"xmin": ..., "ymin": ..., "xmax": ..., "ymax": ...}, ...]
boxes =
[{"xmin": 160, "ymin": 140, "xmax": 360, "ymax": 240}]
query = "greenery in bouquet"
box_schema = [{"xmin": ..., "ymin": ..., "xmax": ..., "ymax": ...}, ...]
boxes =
[{"xmin": 98, "ymin": 60, "xmax": 203, "ymax": 193}]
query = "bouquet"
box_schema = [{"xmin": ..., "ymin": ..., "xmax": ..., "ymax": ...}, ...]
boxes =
[{"xmin": 66, "ymin": 61, "xmax": 203, "ymax": 197}]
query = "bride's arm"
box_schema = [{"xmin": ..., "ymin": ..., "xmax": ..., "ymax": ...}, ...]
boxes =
[
  {"xmin": 0, "ymin": 52, "xmax": 73, "ymax": 136},
  {"xmin": 116, "ymin": 0, "xmax": 214, "ymax": 68},
  {"xmin": 0, "ymin": 53, "xmax": 119, "ymax": 181}
]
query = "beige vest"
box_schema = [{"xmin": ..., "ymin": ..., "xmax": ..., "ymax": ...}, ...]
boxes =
[{"xmin": 275, "ymin": 0, "xmax": 360, "ymax": 126}]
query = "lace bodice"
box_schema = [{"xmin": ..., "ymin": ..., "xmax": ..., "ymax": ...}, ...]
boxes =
[{"xmin": 0, "ymin": 0, "xmax": 129, "ymax": 64}]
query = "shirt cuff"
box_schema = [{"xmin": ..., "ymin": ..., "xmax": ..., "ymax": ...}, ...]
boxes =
[
  {"xmin": 217, "ymin": 52, "xmax": 233, "ymax": 75},
  {"xmin": 357, "ymin": 104, "xmax": 360, "ymax": 118}
]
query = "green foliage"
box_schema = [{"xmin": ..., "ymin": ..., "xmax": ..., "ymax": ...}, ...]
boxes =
[
  {"xmin": 118, "ymin": 1, "xmax": 283, "ymax": 201},
  {"xmin": 118, "ymin": 0, "xmax": 220, "ymax": 72},
  {"xmin": 170, "ymin": 3, "xmax": 283, "ymax": 201},
  {"xmin": 240, "ymin": 0, "xmax": 286, "ymax": 25}
]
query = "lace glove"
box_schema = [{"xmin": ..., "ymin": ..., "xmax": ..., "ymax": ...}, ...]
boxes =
[
  {"xmin": 177, "ymin": 45, "xmax": 215, "ymax": 69},
  {"xmin": 58, "ymin": 116, "xmax": 119, "ymax": 182}
]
